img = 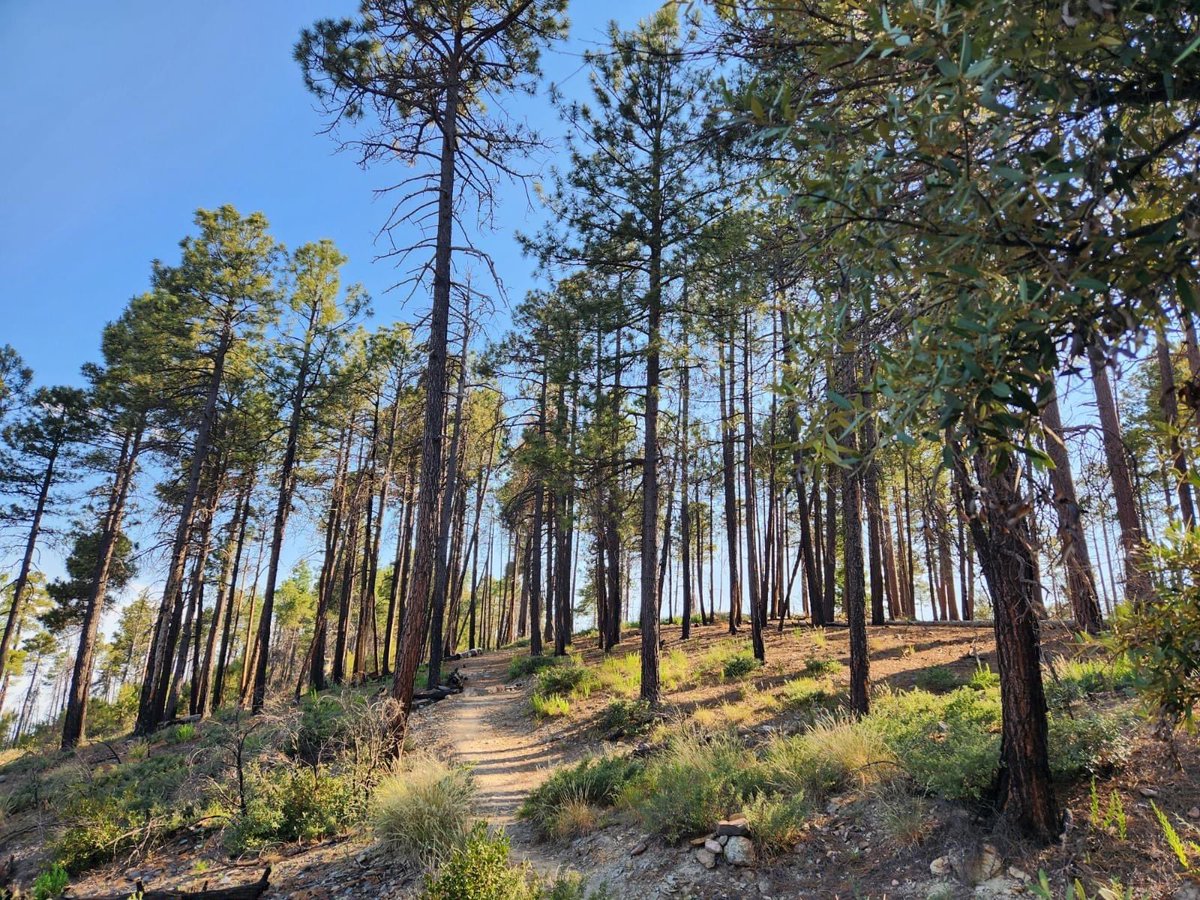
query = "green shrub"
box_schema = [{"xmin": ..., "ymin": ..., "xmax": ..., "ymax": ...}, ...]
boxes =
[
  {"xmin": 915, "ymin": 666, "xmax": 962, "ymax": 693},
  {"xmin": 722, "ymin": 652, "xmax": 762, "ymax": 680},
  {"xmin": 1045, "ymin": 656, "xmax": 1136, "ymax": 707},
  {"xmin": 632, "ymin": 728, "xmax": 766, "ymax": 841},
  {"xmin": 226, "ymin": 764, "xmax": 362, "ymax": 853},
  {"xmin": 967, "ymin": 664, "xmax": 1000, "ymax": 691},
  {"xmin": 868, "ymin": 686, "xmax": 1000, "ymax": 801},
  {"xmin": 422, "ymin": 822, "xmax": 531, "ymax": 900},
  {"xmin": 168, "ymin": 722, "xmax": 197, "ymax": 744},
  {"xmin": 508, "ymin": 654, "xmax": 565, "ymax": 680},
  {"xmin": 32, "ymin": 864, "xmax": 69, "ymax": 900},
  {"xmin": 521, "ymin": 755, "xmax": 642, "ymax": 836},
  {"xmin": 743, "ymin": 791, "xmax": 808, "ymax": 857},
  {"xmin": 535, "ymin": 665, "xmax": 598, "ymax": 700},
  {"xmin": 530, "ymin": 693, "xmax": 571, "ymax": 719},
  {"xmin": 599, "ymin": 699, "xmax": 655, "ymax": 738},
  {"xmin": 53, "ymin": 792, "xmax": 163, "ymax": 874},
  {"xmin": 373, "ymin": 755, "xmax": 476, "ymax": 870},
  {"xmin": 802, "ymin": 657, "xmax": 842, "ymax": 677},
  {"xmin": 1047, "ymin": 710, "xmax": 1135, "ymax": 780},
  {"xmin": 289, "ymin": 695, "xmax": 352, "ymax": 765},
  {"xmin": 778, "ymin": 677, "xmax": 834, "ymax": 710},
  {"xmin": 593, "ymin": 653, "xmax": 640, "ymax": 698},
  {"xmin": 765, "ymin": 710, "xmax": 895, "ymax": 799}
]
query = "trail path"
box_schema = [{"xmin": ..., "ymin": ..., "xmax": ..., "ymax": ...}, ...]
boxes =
[{"xmin": 426, "ymin": 649, "xmax": 579, "ymax": 828}]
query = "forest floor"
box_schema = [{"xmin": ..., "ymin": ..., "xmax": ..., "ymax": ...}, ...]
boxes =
[{"xmin": 3, "ymin": 621, "xmax": 1199, "ymax": 899}]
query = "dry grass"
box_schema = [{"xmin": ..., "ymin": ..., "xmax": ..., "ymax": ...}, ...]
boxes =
[{"xmin": 372, "ymin": 754, "xmax": 476, "ymax": 871}]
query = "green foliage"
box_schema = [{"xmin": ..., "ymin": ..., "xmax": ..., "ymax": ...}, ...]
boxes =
[
  {"xmin": 742, "ymin": 792, "xmax": 808, "ymax": 857},
  {"xmin": 508, "ymin": 654, "xmax": 565, "ymax": 681},
  {"xmin": 1114, "ymin": 533, "xmax": 1200, "ymax": 732},
  {"xmin": 1045, "ymin": 655, "xmax": 1136, "ymax": 707},
  {"xmin": 84, "ymin": 684, "xmax": 139, "ymax": 739},
  {"xmin": 868, "ymin": 687, "xmax": 1000, "ymax": 801},
  {"xmin": 631, "ymin": 728, "xmax": 766, "ymax": 841},
  {"xmin": 598, "ymin": 699, "xmax": 654, "ymax": 737},
  {"xmin": 372, "ymin": 755, "xmax": 476, "ymax": 871},
  {"xmin": 422, "ymin": 823, "xmax": 531, "ymax": 900},
  {"xmin": 1150, "ymin": 801, "xmax": 1199, "ymax": 870},
  {"xmin": 967, "ymin": 663, "xmax": 1000, "ymax": 691},
  {"xmin": 53, "ymin": 792, "xmax": 161, "ymax": 875},
  {"xmin": 530, "ymin": 693, "xmax": 570, "ymax": 719},
  {"xmin": 1047, "ymin": 710, "xmax": 1134, "ymax": 780},
  {"xmin": 802, "ymin": 657, "xmax": 842, "ymax": 678},
  {"xmin": 520, "ymin": 755, "xmax": 642, "ymax": 837},
  {"xmin": 31, "ymin": 864, "xmax": 69, "ymax": 900},
  {"xmin": 721, "ymin": 652, "xmax": 762, "ymax": 681},
  {"xmin": 535, "ymin": 665, "xmax": 598, "ymax": 700},
  {"xmin": 914, "ymin": 666, "xmax": 961, "ymax": 693},
  {"xmin": 1089, "ymin": 780, "xmax": 1127, "ymax": 841},
  {"xmin": 778, "ymin": 677, "xmax": 834, "ymax": 711},
  {"xmin": 168, "ymin": 723, "xmax": 197, "ymax": 744},
  {"xmin": 225, "ymin": 763, "xmax": 361, "ymax": 853},
  {"xmin": 764, "ymin": 710, "xmax": 895, "ymax": 799}
]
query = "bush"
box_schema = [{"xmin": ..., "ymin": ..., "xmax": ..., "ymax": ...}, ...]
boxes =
[
  {"xmin": 1048, "ymin": 710, "xmax": 1135, "ymax": 780},
  {"xmin": 802, "ymin": 657, "xmax": 842, "ymax": 677},
  {"xmin": 633, "ymin": 728, "xmax": 766, "ymax": 841},
  {"xmin": 967, "ymin": 664, "xmax": 1000, "ymax": 691},
  {"xmin": 765, "ymin": 710, "xmax": 895, "ymax": 799},
  {"xmin": 508, "ymin": 654, "xmax": 565, "ymax": 681},
  {"xmin": 373, "ymin": 755, "xmax": 476, "ymax": 870},
  {"xmin": 535, "ymin": 665, "xmax": 598, "ymax": 700},
  {"xmin": 1045, "ymin": 655, "xmax": 1136, "ymax": 707},
  {"xmin": 530, "ymin": 693, "xmax": 571, "ymax": 719},
  {"xmin": 226, "ymin": 764, "xmax": 362, "ymax": 853},
  {"xmin": 521, "ymin": 755, "xmax": 642, "ymax": 837},
  {"xmin": 599, "ymin": 699, "xmax": 655, "ymax": 738},
  {"xmin": 53, "ymin": 792, "xmax": 162, "ymax": 874},
  {"xmin": 779, "ymin": 677, "xmax": 835, "ymax": 711},
  {"xmin": 1115, "ymin": 529, "xmax": 1200, "ymax": 731},
  {"xmin": 868, "ymin": 687, "xmax": 1000, "ymax": 801},
  {"xmin": 914, "ymin": 666, "xmax": 961, "ymax": 693},
  {"xmin": 32, "ymin": 864, "xmax": 69, "ymax": 900},
  {"xmin": 168, "ymin": 722, "xmax": 197, "ymax": 744},
  {"xmin": 422, "ymin": 823, "xmax": 530, "ymax": 900},
  {"xmin": 743, "ymin": 792, "xmax": 808, "ymax": 857},
  {"xmin": 722, "ymin": 652, "xmax": 762, "ymax": 681}
]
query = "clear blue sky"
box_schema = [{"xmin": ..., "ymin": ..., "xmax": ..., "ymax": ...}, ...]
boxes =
[{"xmin": 0, "ymin": 0, "xmax": 659, "ymax": 386}]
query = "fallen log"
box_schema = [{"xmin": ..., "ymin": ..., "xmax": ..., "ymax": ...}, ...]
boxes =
[{"xmin": 68, "ymin": 867, "xmax": 270, "ymax": 900}]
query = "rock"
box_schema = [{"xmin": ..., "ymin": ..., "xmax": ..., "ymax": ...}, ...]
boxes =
[
  {"xmin": 977, "ymin": 844, "xmax": 1003, "ymax": 881},
  {"xmin": 1188, "ymin": 806, "xmax": 1200, "ymax": 819},
  {"xmin": 1007, "ymin": 867, "xmax": 1030, "ymax": 883},
  {"xmin": 716, "ymin": 817, "xmax": 751, "ymax": 837},
  {"xmin": 695, "ymin": 848, "xmax": 717, "ymax": 869},
  {"xmin": 1172, "ymin": 885, "xmax": 1200, "ymax": 900},
  {"xmin": 704, "ymin": 838, "xmax": 723, "ymax": 855},
  {"xmin": 718, "ymin": 835, "xmax": 729, "ymax": 846},
  {"xmin": 930, "ymin": 856, "xmax": 953, "ymax": 877},
  {"xmin": 725, "ymin": 836, "xmax": 756, "ymax": 867},
  {"xmin": 630, "ymin": 840, "xmax": 648, "ymax": 857},
  {"xmin": 974, "ymin": 876, "xmax": 1019, "ymax": 898},
  {"xmin": 953, "ymin": 843, "xmax": 1003, "ymax": 883},
  {"xmin": 689, "ymin": 835, "xmax": 709, "ymax": 846},
  {"xmin": 1138, "ymin": 786, "xmax": 1159, "ymax": 798}
]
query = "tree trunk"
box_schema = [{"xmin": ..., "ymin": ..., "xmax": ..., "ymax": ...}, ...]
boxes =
[{"xmin": 1040, "ymin": 385, "xmax": 1103, "ymax": 633}]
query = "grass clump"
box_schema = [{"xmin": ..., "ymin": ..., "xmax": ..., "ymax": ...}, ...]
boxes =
[
  {"xmin": 722, "ymin": 652, "xmax": 763, "ymax": 681},
  {"xmin": 530, "ymin": 693, "xmax": 571, "ymax": 719},
  {"xmin": 765, "ymin": 710, "xmax": 895, "ymax": 799},
  {"xmin": 32, "ymin": 864, "xmax": 69, "ymax": 900},
  {"xmin": 802, "ymin": 657, "xmax": 843, "ymax": 678},
  {"xmin": 508, "ymin": 654, "xmax": 565, "ymax": 681},
  {"xmin": 631, "ymin": 727, "xmax": 766, "ymax": 841},
  {"xmin": 168, "ymin": 722, "xmax": 198, "ymax": 744},
  {"xmin": 914, "ymin": 666, "xmax": 961, "ymax": 693},
  {"xmin": 521, "ymin": 755, "xmax": 642, "ymax": 837},
  {"xmin": 779, "ymin": 677, "xmax": 835, "ymax": 711},
  {"xmin": 535, "ymin": 665, "xmax": 598, "ymax": 700},
  {"xmin": 967, "ymin": 663, "xmax": 1000, "ymax": 691},
  {"xmin": 743, "ymin": 792, "xmax": 809, "ymax": 857},
  {"xmin": 870, "ymin": 785, "xmax": 933, "ymax": 846},
  {"xmin": 373, "ymin": 755, "xmax": 476, "ymax": 871}
]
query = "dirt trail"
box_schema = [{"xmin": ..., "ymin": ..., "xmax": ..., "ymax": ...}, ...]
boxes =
[{"xmin": 429, "ymin": 650, "xmax": 576, "ymax": 827}]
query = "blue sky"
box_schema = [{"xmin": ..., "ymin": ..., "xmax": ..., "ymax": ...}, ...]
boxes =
[{"xmin": 0, "ymin": 0, "xmax": 659, "ymax": 386}]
